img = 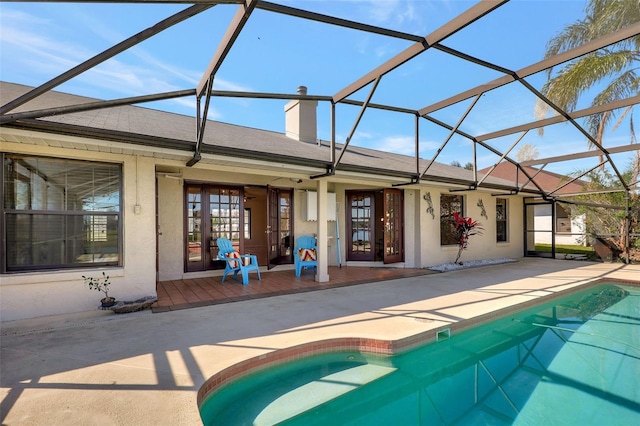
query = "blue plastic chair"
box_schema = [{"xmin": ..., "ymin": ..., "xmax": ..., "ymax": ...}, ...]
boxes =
[
  {"xmin": 216, "ymin": 238, "xmax": 261, "ymax": 285},
  {"xmin": 294, "ymin": 235, "xmax": 318, "ymax": 277}
]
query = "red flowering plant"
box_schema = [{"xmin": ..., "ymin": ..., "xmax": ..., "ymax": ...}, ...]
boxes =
[{"xmin": 453, "ymin": 212, "xmax": 483, "ymax": 264}]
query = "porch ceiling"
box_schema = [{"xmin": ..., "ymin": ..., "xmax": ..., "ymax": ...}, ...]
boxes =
[{"xmin": 0, "ymin": 0, "xmax": 638, "ymax": 201}]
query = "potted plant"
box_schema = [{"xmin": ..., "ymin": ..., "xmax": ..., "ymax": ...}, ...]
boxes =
[{"xmin": 83, "ymin": 272, "xmax": 116, "ymax": 307}]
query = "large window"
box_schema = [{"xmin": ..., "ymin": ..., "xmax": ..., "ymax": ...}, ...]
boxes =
[
  {"xmin": 440, "ymin": 194, "xmax": 463, "ymax": 245},
  {"xmin": 2, "ymin": 154, "xmax": 121, "ymax": 272},
  {"xmin": 496, "ymin": 198, "xmax": 508, "ymax": 242}
]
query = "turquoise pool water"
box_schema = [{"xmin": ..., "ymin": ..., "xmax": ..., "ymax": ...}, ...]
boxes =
[{"xmin": 200, "ymin": 284, "xmax": 640, "ymax": 425}]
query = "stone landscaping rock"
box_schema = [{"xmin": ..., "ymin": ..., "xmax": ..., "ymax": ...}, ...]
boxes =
[{"xmin": 428, "ymin": 258, "xmax": 517, "ymax": 272}]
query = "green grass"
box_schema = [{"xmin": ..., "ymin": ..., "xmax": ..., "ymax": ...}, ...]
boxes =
[{"xmin": 534, "ymin": 244, "xmax": 595, "ymax": 255}]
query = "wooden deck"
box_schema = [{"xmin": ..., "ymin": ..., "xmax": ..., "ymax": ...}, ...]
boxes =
[{"xmin": 153, "ymin": 266, "xmax": 436, "ymax": 313}]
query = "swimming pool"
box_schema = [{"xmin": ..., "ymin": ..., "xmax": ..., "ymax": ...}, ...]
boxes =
[{"xmin": 199, "ymin": 283, "xmax": 640, "ymax": 425}]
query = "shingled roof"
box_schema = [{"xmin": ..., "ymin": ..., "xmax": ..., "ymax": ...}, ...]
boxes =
[
  {"xmin": 480, "ymin": 162, "xmax": 587, "ymax": 196},
  {"xmin": 1, "ymin": 81, "xmax": 532, "ymax": 193}
]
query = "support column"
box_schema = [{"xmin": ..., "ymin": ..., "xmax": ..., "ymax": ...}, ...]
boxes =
[
  {"xmin": 405, "ymin": 189, "xmax": 420, "ymax": 267},
  {"xmin": 315, "ymin": 179, "xmax": 330, "ymax": 282}
]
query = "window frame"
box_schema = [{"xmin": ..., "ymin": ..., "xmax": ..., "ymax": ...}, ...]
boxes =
[
  {"xmin": 440, "ymin": 194, "xmax": 464, "ymax": 246},
  {"xmin": 496, "ymin": 198, "xmax": 508, "ymax": 242},
  {"xmin": 1, "ymin": 153, "xmax": 123, "ymax": 273},
  {"xmin": 244, "ymin": 208, "xmax": 251, "ymax": 240}
]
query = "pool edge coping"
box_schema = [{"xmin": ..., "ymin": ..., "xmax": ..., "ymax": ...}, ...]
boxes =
[{"xmin": 196, "ymin": 277, "xmax": 639, "ymax": 407}]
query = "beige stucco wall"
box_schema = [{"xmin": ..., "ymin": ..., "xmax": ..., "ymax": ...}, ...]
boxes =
[
  {"xmin": 157, "ymin": 175, "xmax": 184, "ymax": 281},
  {"xmin": 1, "ymin": 135, "xmax": 525, "ymax": 322},
  {"xmin": 403, "ymin": 189, "xmax": 421, "ymax": 268},
  {"xmin": 419, "ymin": 188, "xmax": 524, "ymax": 267},
  {"xmin": 293, "ymin": 183, "xmax": 340, "ymax": 267},
  {"xmin": 315, "ymin": 185, "xmax": 524, "ymax": 270},
  {"xmin": 155, "ymin": 166, "xmax": 324, "ymax": 281},
  {"xmin": 0, "ymin": 140, "xmax": 157, "ymax": 322},
  {"xmin": 533, "ymin": 205, "xmax": 586, "ymax": 246}
]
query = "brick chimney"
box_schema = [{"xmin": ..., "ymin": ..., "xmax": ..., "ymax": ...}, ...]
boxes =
[{"xmin": 284, "ymin": 85, "xmax": 317, "ymax": 143}]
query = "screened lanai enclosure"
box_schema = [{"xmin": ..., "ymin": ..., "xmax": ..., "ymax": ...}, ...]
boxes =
[{"xmin": 1, "ymin": 0, "xmax": 638, "ymax": 262}]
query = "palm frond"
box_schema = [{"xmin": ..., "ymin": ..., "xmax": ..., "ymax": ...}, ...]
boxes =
[
  {"xmin": 589, "ymin": 0, "xmax": 640, "ymax": 38},
  {"xmin": 544, "ymin": 21, "xmax": 592, "ymax": 77},
  {"xmin": 587, "ymin": 69, "xmax": 640, "ymax": 138},
  {"xmin": 609, "ymin": 106, "xmax": 629, "ymax": 133},
  {"xmin": 543, "ymin": 0, "xmax": 640, "ymax": 74},
  {"xmin": 535, "ymin": 1, "xmax": 638, "ymax": 146}
]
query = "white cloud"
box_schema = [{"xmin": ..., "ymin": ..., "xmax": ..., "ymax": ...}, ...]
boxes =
[
  {"xmin": 356, "ymin": 134, "xmax": 414, "ymax": 156},
  {"xmin": 0, "ymin": 8, "xmax": 51, "ymax": 27},
  {"xmin": 67, "ymin": 9, "xmax": 248, "ymax": 92},
  {"xmin": 363, "ymin": 0, "xmax": 428, "ymax": 33},
  {"xmin": 374, "ymin": 43, "xmax": 395, "ymax": 59},
  {"xmin": 418, "ymin": 138, "xmax": 443, "ymax": 152},
  {"xmin": 366, "ymin": 0, "xmax": 402, "ymax": 23},
  {"xmin": 1, "ymin": 25, "xmax": 89, "ymax": 72}
]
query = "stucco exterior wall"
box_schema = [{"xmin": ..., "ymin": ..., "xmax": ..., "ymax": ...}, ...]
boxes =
[
  {"xmin": 0, "ymin": 141, "xmax": 157, "ymax": 322},
  {"xmin": 156, "ymin": 167, "xmax": 326, "ymax": 280},
  {"xmin": 534, "ymin": 206, "xmax": 586, "ymax": 246},
  {"xmin": 1, "ymin": 138, "xmax": 525, "ymax": 323},
  {"xmin": 292, "ymin": 183, "xmax": 340, "ymax": 267},
  {"xmin": 533, "ymin": 204, "xmax": 553, "ymax": 244},
  {"xmin": 403, "ymin": 190, "xmax": 420, "ymax": 268},
  {"xmin": 157, "ymin": 175, "xmax": 184, "ymax": 281},
  {"xmin": 420, "ymin": 188, "xmax": 524, "ymax": 267}
]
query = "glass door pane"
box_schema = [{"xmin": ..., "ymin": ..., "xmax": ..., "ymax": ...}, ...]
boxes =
[
  {"xmin": 267, "ymin": 187, "xmax": 293, "ymax": 268},
  {"xmin": 279, "ymin": 192, "xmax": 292, "ymax": 258},
  {"xmin": 186, "ymin": 186, "xmax": 202, "ymax": 268},
  {"xmin": 348, "ymin": 192, "xmax": 374, "ymax": 261},
  {"xmin": 383, "ymin": 188, "xmax": 403, "ymax": 263},
  {"xmin": 210, "ymin": 188, "xmax": 241, "ymax": 255},
  {"xmin": 267, "ymin": 187, "xmax": 278, "ymax": 268}
]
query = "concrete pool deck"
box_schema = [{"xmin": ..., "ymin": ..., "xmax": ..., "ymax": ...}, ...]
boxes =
[{"xmin": 1, "ymin": 258, "xmax": 638, "ymax": 425}]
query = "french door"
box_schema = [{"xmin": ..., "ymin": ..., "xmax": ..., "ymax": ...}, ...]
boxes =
[
  {"xmin": 347, "ymin": 191, "xmax": 374, "ymax": 261},
  {"xmin": 267, "ymin": 186, "xmax": 293, "ymax": 269},
  {"xmin": 346, "ymin": 189, "xmax": 403, "ymax": 263},
  {"xmin": 185, "ymin": 184, "xmax": 242, "ymax": 272},
  {"xmin": 383, "ymin": 188, "xmax": 403, "ymax": 263},
  {"xmin": 184, "ymin": 183, "xmax": 293, "ymax": 272}
]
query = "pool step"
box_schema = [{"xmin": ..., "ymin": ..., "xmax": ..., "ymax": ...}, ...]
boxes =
[{"xmin": 253, "ymin": 364, "xmax": 397, "ymax": 425}]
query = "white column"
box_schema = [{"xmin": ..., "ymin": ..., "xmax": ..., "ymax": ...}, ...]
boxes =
[
  {"xmin": 315, "ymin": 179, "xmax": 330, "ymax": 282},
  {"xmin": 405, "ymin": 189, "xmax": 419, "ymax": 268}
]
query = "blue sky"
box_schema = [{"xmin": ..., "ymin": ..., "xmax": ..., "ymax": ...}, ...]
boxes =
[{"xmin": 1, "ymin": 0, "xmax": 636, "ymax": 178}]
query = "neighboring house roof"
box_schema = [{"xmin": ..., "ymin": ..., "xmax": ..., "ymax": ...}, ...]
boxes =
[
  {"xmin": 1, "ymin": 81, "xmax": 533, "ymax": 193},
  {"xmin": 479, "ymin": 162, "xmax": 586, "ymax": 196}
]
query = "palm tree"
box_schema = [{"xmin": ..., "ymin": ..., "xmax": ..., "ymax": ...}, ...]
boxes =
[{"xmin": 535, "ymin": 0, "xmax": 639, "ymax": 180}]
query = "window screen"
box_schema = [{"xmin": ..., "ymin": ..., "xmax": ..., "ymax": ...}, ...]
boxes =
[
  {"xmin": 440, "ymin": 194, "xmax": 463, "ymax": 245},
  {"xmin": 2, "ymin": 154, "xmax": 121, "ymax": 272},
  {"xmin": 496, "ymin": 198, "xmax": 508, "ymax": 242}
]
